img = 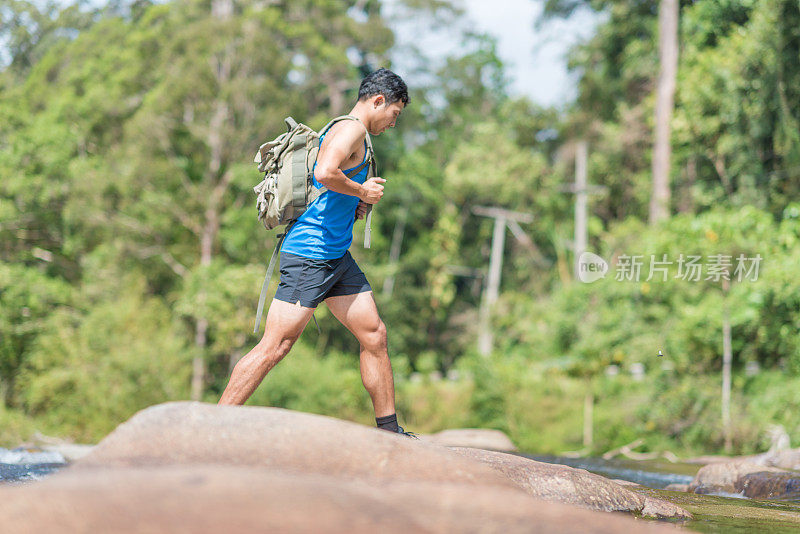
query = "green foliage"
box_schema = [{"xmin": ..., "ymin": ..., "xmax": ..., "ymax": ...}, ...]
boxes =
[
  {"xmin": 502, "ymin": 207, "xmax": 800, "ymax": 377},
  {"xmin": 0, "ymin": 263, "xmax": 71, "ymax": 405},
  {"xmin": 675, "ymin": 0, "xmax": 800, "ymax": 215},
  {"xmin": 18, "ymin": 280, "xmax": 192, "ymax": 442},
  {"xmin": 245, "ymin": 343, "xmax": 374, "ymax": 426},
  {"xmin": 397, "ymin": 362, "xmax": 799, "ymax": 457},
  {"xmin": 0, "ymin": 402, "xmax": 37, "ymax": 446}
]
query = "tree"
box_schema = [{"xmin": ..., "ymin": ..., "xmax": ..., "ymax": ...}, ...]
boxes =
[{"xmin": 0, "ymin": 0, "xmax": 97, "ymax": 79}]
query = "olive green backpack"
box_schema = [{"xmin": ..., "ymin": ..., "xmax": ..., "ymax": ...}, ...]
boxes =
[{"xmin": 252, "ymin": 115, "xmax": 376, "ymax": 332}]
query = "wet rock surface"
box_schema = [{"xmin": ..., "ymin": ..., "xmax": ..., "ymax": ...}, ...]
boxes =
[
  {"xmin": 736, "ymin": 471, "xmax": 800, "ymax": 500},
  {"xmin": 687, "ymin": 461, "xmax": 800, "ymax": 499},
  {"xmin": 449, "ymin": 447, "xmax": 691, "ymax": 519},
  {"xmin": 688, "ymin": 462, "xmax": 785, "ymax": 494}
]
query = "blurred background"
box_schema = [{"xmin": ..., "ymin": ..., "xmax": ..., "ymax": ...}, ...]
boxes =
[{"xmin": 1, "ymin": 0, "xmax": 798, "ymax": 459}]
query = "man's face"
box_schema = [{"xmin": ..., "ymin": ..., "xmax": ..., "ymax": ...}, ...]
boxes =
[{"xmin": 370, "ymin": 96, "xmax": 404, "ymax": 135}]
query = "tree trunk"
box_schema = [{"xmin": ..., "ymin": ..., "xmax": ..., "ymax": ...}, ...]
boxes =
[
  {"xmin": 649, "ymin": 0, "xmax": 679, "ymax": 224},
  {"xmin": 678, "ymin": 156, "xmax": 697, "ymax": 213},
  {"xmin": 712, "ymin": 153, "xmax": 734, "ymax": 196},
  {"xmin": 192, "ymin": 318, "xmax": 209, "ymax": 401},
  {"xmin": 211, "ymin": 0, "xmax": 233, "ymax": 18},
  {"xmin": 573, "ymin": 140, "xmax": 588, "ymax": 280}
]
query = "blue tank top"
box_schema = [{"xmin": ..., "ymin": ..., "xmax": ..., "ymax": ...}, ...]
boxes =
[{"xmin": 280, "ymin": 132, "xmax": 369, "ymax": 259}]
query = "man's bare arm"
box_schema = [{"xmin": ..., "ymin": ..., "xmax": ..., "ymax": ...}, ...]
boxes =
[{"xmin": 314, "ymin": 121, "xmax": 385, "ymax": 204}]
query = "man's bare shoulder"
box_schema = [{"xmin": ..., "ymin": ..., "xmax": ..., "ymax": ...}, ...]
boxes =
[{"xmin": 325, "ymin": 119, "xmax": 367, "ymax": 149}]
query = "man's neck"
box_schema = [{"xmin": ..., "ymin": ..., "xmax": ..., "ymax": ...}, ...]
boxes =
[{"xmin": 348, "ymin": 103, "xmax": 373, "ymax": 134}]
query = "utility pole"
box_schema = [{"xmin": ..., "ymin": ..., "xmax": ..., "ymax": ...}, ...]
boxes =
[
  {"xmin": 560, "ymin": 142, "xmax": 605, "ymax": 448},
  {"xmin": 721, "ymin": 278, "xmax": 733, "ymax": 453},
  {"xmin": 560, "ymin": 141, "xmax": 606, "ymax": 279},
  {"xmin": 472, "ymin": 206, "xmax": 533, "ymax": 356},
  {"xmin": 574, "ymin": 140, "xmax": 588, "ymax": 275}
]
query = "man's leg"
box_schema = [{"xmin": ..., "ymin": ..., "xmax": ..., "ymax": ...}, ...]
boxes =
[
  {"xmin": 324, "ymin": 291, "xmax": 395, "ymax": 418},
  {"xmin": 218, "ymin": 299, "xmax": 315, "ymax": 405}
]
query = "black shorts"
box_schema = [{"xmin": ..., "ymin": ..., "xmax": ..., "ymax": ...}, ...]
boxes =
[{"xmin": 274, "ymin": 251, "xmax": 372, "ymax": 308}]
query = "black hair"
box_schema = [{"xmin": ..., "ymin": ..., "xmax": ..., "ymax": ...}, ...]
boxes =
[{"xmin": 358, "ymin": 68, "xmax": 409, "ymax": 106}]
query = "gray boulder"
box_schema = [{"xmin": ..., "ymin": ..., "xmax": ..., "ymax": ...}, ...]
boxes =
[
  {"xmin": 420, "ymin": 428, "xmax": 517, "ymax": 451},
  {"xmin": 42, "ymin": 444, "xmax": 94, "ymax": 462},
  {"xmin": 685, "ymin": 447, "xmax": 800, "ymax": 471},
  {"xmin": 736, "ymin": 471, "xmax": 800, "ymax": 500},
  {"xmin": 75, "ymin": 402, "xmax": 515, "ymax": 489},
  {"xmin": 0, "ymin": 465, "xmax": 680, "ymax": 534},
  {"xmin": 688, "ymin": 461, "xmax": 788, "ymax": 494},
  {"xmin": 449, "ymin": 447, "xmax": 691, "ymax": 519},
  {"xmin": 762, "ymin": 448, "xmax": 800, "ymax": 471}
]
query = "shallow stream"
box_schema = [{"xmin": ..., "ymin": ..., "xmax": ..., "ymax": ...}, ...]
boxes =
[{"xmin": 531, "ymin": 454, "xmax": 800, "ymax": 533}]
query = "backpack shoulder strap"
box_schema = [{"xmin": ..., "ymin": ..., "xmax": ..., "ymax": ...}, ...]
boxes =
[
  {"xmin": 319, "ymin": 115, "xmax": 374, "ymax": 157},
  {"xmin": 253, "ymin": 225, "xmax": 292, "ymax": 333},
  {"xmin": 317, "ymin": 115, "xmax": 377, "ymax": 249}
]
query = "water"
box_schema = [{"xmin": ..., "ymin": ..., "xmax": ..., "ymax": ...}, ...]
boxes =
[
  {"xmin": 0, "ymin": 462, "xmax": 65, "ymax": 484},
  {"xmin": 527, "ymin": 453, "xmax": 800, "ymax": 532},
  {"xmin": 0, "ymin": 447, "xmax": 67, "ymax": 485},
  {"xmin": 527, "ymin": 453, "xmax": 697, "ymax": 489}
]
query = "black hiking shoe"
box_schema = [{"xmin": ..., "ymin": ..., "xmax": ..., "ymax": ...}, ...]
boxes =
[{"xmin": 397, "ymin": 426, "xmax": 418, "ymax": 439}]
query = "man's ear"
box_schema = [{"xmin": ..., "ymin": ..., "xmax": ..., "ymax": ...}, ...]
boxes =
[{"xmin": 373, "ymin": 94, "xmax": 385, "ymax": 108}]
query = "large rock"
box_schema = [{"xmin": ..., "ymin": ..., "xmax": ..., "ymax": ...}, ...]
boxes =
[
  {"xmin": 736, "ymin": 471, "xmax": 800, "ymax": 500},
  {"xmin": 420, "ymin": 429, "xmax": 517, "ymax": 451},
  {"xmin": 60, "ymin": 402, "xmax": 686, "ymax": 531},
  {"xmin": 42, "ymin": 444, "xmax": 94, "ymax": 462},
  {"xmin": 75, "ymin": 402, "xmax": 515, "ymax": 489},
  {"xmin": 0, "ymin": 465, "xmax": 678, "ymax": 534},
  {"xmin": 686, "ymin": 447, "xmax": 800, "ymax": 471},
  {"xmin": 688, "ymin": 462, "xmax": 788, "ymax": 494},
  {"xmin": 684, "ymin": 455, "xmax": 740, "ymax": 465},
  {"xmin": 449, "ymin": 447, "xmax": 691, "ymax": 519},
  {"xmin": 762, "ymin": 448, "xmax": 800, "ymax": 471}
]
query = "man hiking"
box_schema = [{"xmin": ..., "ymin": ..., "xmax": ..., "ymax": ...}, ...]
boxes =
[{"xmin": 219, "ymin": 68, "xmax": 413, "ymax": 437}]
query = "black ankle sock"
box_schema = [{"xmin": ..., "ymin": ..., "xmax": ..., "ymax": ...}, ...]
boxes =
[{"xmin": 376, "ymin": 413, "xmax": 399, "ymax": 433}]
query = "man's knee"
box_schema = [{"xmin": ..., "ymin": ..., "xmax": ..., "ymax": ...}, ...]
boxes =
[
  {"xmin": 361, "ymin": 320, "xmax": 387, "ymax": 353},
  {"xmin": 274, "ymin": 335, "xmax": 298, "ymax": 359},
  {"xmin": 255, "ymin": 332, "xmax": 300, "ymax": 367}
]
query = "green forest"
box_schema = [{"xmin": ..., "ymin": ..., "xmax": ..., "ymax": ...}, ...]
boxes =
[{"xmin": 1, "ymin": 0, "xmax": 799, "ymax": 458}]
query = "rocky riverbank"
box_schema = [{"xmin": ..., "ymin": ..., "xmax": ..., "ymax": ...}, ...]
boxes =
[
  {"xmin": 679, "ymin": 461, "xmax": 800, "ymax": 500},
  {"xmin": 0, "ymin": 402, "xmax": 689, "ymax": 533}
]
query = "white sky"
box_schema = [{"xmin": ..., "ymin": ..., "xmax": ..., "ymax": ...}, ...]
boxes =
[
  {"xmin": 386, "ymin": 0, "xmax": 598, "ymax": 108},
  {"xmin": 460, "ymin": 0, "xmax": 598, "ymax": 107}
]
